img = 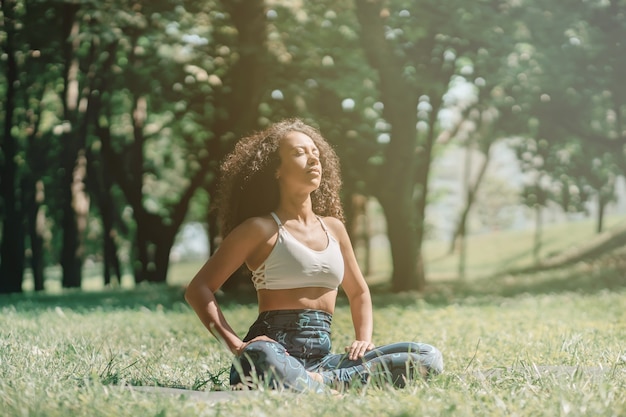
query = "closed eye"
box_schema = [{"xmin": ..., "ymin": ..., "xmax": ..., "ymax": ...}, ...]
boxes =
[{"xmin": 293, "ymin": 147, "xmax": 319, "ymax": 157}]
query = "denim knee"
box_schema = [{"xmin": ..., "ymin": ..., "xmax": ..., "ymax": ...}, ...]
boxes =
[
  {"xmin": 231, "ymin": 341, "xmax": 284, "ymax": 386},
  {"xmin": 420, "ymin": 344, "xmax": 444, "ymax": 375},
  {"xmin": 394, "ymin": 341, "xmax": 444, "ymax": 375}
]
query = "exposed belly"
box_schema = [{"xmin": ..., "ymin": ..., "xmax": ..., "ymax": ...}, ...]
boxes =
[{"xmin": 257, "ymin": 287, "xmax": 338, "ymax": 314}]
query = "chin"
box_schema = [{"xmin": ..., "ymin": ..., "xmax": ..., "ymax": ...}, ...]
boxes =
[{"xmin": 305, "ymin": 182, "xmax": 321, "ymax": 193}]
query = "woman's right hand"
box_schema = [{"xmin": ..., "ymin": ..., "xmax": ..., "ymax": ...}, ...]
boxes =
[{"xmin": 235, "ymin": 335, "xmax": 282, "ymax": 356}]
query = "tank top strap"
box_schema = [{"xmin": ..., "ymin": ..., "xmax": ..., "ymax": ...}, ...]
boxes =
[
  {"xmin": 271, "ymin": 212, "xmax": 330, "ymax": 233},
  {"xmin": 270, "ymin": 212, "xmax": 283, "ymax": 228},
  {"xmin": 317, "ymin": 216, "xmax": 329, "ymax": 232}
]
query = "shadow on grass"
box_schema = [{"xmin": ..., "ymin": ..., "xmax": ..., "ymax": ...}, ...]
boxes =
[
  {"xmin": 0, "ymin": 283, "xmax": 259, "ymax": 313},
  {"xmin": 427, "ymin": 233, "xmax": 565, "ymax": 276},
  {"xmin": 0, "ymin": 284, "xmax": 184, "ymax": 312},
  {"xmin": 489, "ymin": 234, "xmax": 565, "ymax": 272},
  {"xmin": 361, "ymin": 261, "xmax": 626, "ymax": 308}
]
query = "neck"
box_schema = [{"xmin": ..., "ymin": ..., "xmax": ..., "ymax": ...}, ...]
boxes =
[{"xmin": 275, "ymin": 195, "xmax": 316, "ymax": 223}]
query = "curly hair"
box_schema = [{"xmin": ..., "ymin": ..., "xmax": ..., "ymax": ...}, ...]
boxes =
[{"xmin": 216, "ymin": 118, "xmax": 344, "ymax": 237}]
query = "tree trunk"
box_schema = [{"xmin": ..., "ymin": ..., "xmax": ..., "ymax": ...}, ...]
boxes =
[
  {"xmin": 134, "ymin": 223, "xmax": 150, "ymax": 284},
  {"xmin": 379, "ymin": 190, "xmax": 421, "ymax": 292},
  {"xmin": 0, "ymin": 0, "xmax": 25, "ymax": 294},
  {"xmin": 457, "ymin": 143, "xmax": 473, "ymax": 279},
  {"xmin": 596, "ymin": 195, "xmax": 605, "ymax": 234},
  {"xmin": 533, "ymin": 204, "xmax": 543, "ymax": 265},
  {"xmin": 151, "ymin": 231, "xmax": 176, "ymax": 283},
  {"xmin": 349, "ymin": 194, "xmax": 371, "ymax": 276},
  {"xmin": 25, "ymin": 180, "xmax": 46, "ymax": 291},
  {"xmin": 449, "ymin": 142, "xmax": 493, "ymax": 255},
  {"xmin": 354, "ymin": 0, "xmax": 423, "ymax": 292},
  {"xmin": 410, "ymin": 99, "xmax": 442, "ymax": 291},
  {"xmin": 84, "ymin": 102, "xmax": 122, "ymax": 287},
  {"xmin": 58, "ymin": 4, "xmax": 91, "ymax": 289},
  {"xmin": 132, "ymin": 219, "xmax": 177, "ymax": 284},
  {"xmin": 90, "ymin": 158, "xmax": 122, "ymax": 287},
  {"xmin": 59, "ymin": 175, "xmax": 81, "ymax": 288},
  {"xmin": 207, "ymin": 207, "xmax": 219, "ymax": 256},
  {"xmin": 61, "ymin": 150, "xmax": 89, "ymax": 288},
  {"xmin": 458, "ymin": 226, "xmax": 468, "ymax": 281},
  {"xmin": 201, "ymin": 0, "xmax": 270, "ymax": 293},
  {"xmin": 102, "ymin": 197, "xmax": 123, "ymax": 286}
]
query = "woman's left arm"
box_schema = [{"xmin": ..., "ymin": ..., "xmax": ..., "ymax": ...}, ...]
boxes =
[{"xmin": 327, "ymin": 217, "xmax": 375, "ymax": 360}]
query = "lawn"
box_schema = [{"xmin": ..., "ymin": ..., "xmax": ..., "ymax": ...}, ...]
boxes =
[{"xmin": 2, "ymin": 216, "xmax": 625, "ymax": 416}]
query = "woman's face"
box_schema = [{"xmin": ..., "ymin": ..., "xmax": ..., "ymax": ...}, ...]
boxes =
[{"xmin": 275, "ymin": 131, "xmax": 322, "ymax": 193}]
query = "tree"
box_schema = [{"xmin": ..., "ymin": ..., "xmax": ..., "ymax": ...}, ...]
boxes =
[
  {"xmin": 0, "ymin": 0, "xmax": 25, "ymax": 293},
  {"xmin": 56, "ymin": 2, "xmax": 95, "ymax": 288},
  {"xmin": 97, "ymin": 0, "xmax": 270, "ymax": 283},
  {"xmin": 1, "ymin": 0, "xmax": 272, "ymax": 291},
  {"xmin": 352, "ymin": 0, "xmax": 518, "ymax": 291},
  {"xmin": 510, "ymin": 0, "xmax": 626, "ymax": 240},
  {"xmin": 259, "ymin": 0, "xmax": 523, "ymax": 291},
  {"xmin": 0, "ymin": 0, "xmax": 61, "ymax": 292}
]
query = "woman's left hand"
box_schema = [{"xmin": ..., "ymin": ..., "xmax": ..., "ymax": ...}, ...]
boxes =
[{"xmin": 345, "ymin": 340, "xmax": 375, "ymax": 361}]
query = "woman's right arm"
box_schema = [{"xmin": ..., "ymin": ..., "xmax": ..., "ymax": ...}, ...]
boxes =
[{"xmin": 184, "ymin": 219, "xmax": 267, "ymax": 354}]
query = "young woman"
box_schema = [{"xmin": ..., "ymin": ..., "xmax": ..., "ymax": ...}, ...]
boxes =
[{"xmin": 185, "ymin": 119, "xmax": 443, "ymax": 392}]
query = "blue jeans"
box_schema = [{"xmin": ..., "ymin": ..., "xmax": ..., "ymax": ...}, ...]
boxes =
[{"xmin": 230, "ymin": 309, "xmax": 443, "ymax": 392}]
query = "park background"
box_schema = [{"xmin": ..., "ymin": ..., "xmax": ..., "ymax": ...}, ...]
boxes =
[{"xmin": 1, "ymin": 0, "xmax": 625, "ymax": 416}]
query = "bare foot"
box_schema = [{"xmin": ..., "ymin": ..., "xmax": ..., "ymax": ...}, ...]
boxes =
[
  {"xmin": 306, "ymin": 371, "xmax": 324, "ymax": 384},
  {"xmin": 306, "ymin": 372, "xmax": 344, "ymax": 396}
]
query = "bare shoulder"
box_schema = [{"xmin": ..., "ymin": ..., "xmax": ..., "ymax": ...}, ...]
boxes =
[
  {"xmin": 230, "ymin": 215, "xmax": 278, "ymax": 242},
  {"xmin": 320, "ymin": 216, "xmax": 349, "ymax": 239},
  {"xmin": 228, "ymin": 215, "xmax": 279, "ymax": 268}
]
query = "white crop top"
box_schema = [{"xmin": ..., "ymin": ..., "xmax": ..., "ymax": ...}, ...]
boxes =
[{"xmin": 250, "ymin": 212, "xmax": 345, "ymax": 290}]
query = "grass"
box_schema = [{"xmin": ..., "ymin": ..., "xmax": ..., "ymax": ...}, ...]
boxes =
[
  {"xmin": 422, "ymin": 214, "xmax": 626, "ymax": 280},
  {"xmin": 353, "ymin": 214, "xmax": 626, "ymax": 285},
  {"xmin": 2, "ymin": 216, "xmax": 626, "ymax": 416},
  {"xmin": 2, "ymin": 266, "xmax": 625, "ymax": 416}
]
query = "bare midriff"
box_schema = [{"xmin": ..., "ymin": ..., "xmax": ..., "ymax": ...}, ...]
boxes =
[{"xmin": 257, "ymin": 287, "xmax": 338, "ymax": 314}]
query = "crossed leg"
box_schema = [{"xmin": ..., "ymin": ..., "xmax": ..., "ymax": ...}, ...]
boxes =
[{"xmin": 231, "ymin": 341, "xmax": 443, "ymax": 391}]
